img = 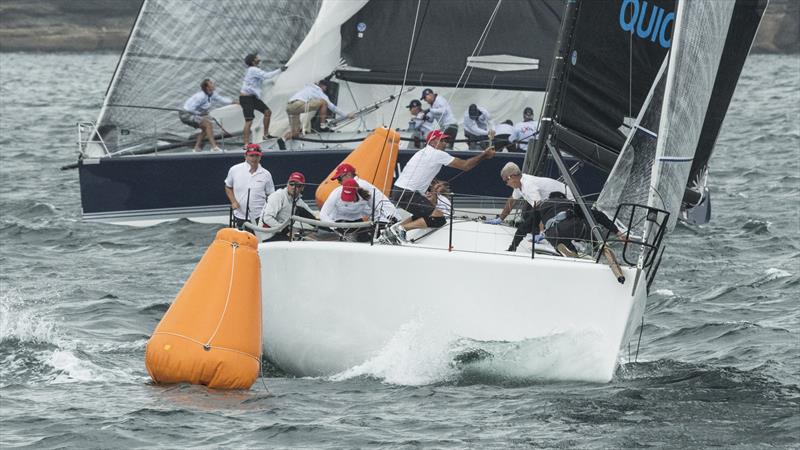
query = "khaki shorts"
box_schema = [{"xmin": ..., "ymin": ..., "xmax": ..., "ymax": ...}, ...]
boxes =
[{"xmin": 286, "ymin": 99, "xmax": 325, "ymax": 133}]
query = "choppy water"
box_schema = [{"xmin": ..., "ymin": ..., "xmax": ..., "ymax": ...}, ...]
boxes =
[{"xmin": 1, "ymin": 52, "xmax": 798, "ymax": 448}]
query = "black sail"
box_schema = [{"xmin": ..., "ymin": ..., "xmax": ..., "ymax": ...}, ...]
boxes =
[
  {"xmin": 336, "ymin": 0, "xmax": 563, "ymax": 91},
  {"xmin": 550, "ymin": 0, "xmax": 674, "ymax": 172}
]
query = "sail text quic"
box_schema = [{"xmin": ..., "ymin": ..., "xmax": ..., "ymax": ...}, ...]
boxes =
[{"xmin": 619, "ymin": 0, "xmax": 674, "ymax": 49}]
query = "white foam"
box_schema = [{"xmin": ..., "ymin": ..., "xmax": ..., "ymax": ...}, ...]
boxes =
[
  {"xmin": 0, "ymin": 294, "xmax": 62, "ymax": 346},
  {"xmin": 764, "ymin": 268, "xmax": 791, "ymax": 280},
  {"xmin": 653, "ymin": 288, "xmax": 675, "ymax": 297},
  {"xmin": 331, "ymin": 317, "xmax": 617, "ymax": 385}
]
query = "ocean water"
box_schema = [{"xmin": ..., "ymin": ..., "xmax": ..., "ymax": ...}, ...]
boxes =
[{"xmin": 0, "ymin": 52, "xmax": 798, "ymax": 448}]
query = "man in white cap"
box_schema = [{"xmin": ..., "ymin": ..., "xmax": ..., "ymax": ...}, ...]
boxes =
[
  {"xmin": 224, "ymin": 143, "xmax": 275, "ymax": 230},
  {"xmin": 385, "ymin": 130, "xmax": 495, "ymax": 243},
  {"xmin": 420, "ymin": 88, "xmax": 458, "ymax": 148}
]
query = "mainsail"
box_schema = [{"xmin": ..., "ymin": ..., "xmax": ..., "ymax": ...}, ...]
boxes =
[{"xmin": 94, "ymin": 0, "xmax": 320, "ymax": 153}]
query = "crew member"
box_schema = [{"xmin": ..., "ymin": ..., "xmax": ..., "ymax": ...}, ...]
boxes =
[
  {"xmin": 259, "ymin": 172, "xmax": 316, "ymax": 242},
  {"xmin": 462, "ymin": 104, "xmax": 493, "ymax": 150},
  {"xmin": 180, "ymin": 78, "xmax": 234, "ymax": 152},
  {"xmin": 492, "ymin": 120, "xmax": 515, "ymax": 152},
  {"xmin": 239, "ymin": 53, "xmax": 286, "ymax": 145},
  {"xmin": 407, "ymin": 99, "xmax": 435, "ymax": 149},
  {"xmin": 510, "ymin": 106, "xmax": 539, "ymax": 152},
  {"xmin": 421, "ymin": 88, "xmax": 458, "ymax": 148},
  {"xmin": 329, "ymin": 162, "xmax": 397, "ymax": 223},
  {"xmin": 283, "ymin": 79, "xmax": 353, "ymax": 141},
  {"xmin": 320, "ymin": 178, "xmax": 374, "ymax": 242},
  {"xmin": 224, "ymin": 144, "xmax": 275, "ymax": 230},
  {"xmin": 385, "ymin": 130, "xmax": 495, "ymax": 243},
  {"xmin": 486, "ymin": 162, "xmax": 574, "ymax": 225}
]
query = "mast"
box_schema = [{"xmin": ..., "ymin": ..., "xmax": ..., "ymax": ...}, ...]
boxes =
[{"xmin": 522, "ymin": 0, "xmax": 578, "ymax": 176}]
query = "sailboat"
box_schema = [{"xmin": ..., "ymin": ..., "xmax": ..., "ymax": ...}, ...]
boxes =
[
  {"xmin": 72, "ymin": 0, "xmax": 619, "ymax": 225},
  {"xmin": 253, "ymin": 0, "xmax": 766, "ymax": 382}
]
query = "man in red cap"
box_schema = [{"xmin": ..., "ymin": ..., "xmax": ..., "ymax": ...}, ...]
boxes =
[
  {"xmin": 259, "ymin": 171, "xmax": 316, "ymax": 241},
  {"xmin": 319, "ymin": 178, "xmax": 374, "ymax": 241},
  {"xmin": 329, "ymin": 163, "xmax": 396, "ymax": 223},
  {"xmin": 385, "ymin": 129, "xmax": 495, "ymax": 243},
  {"xmin": 224, "ymin": 144, "xmax": 275, "ymax": 230}
]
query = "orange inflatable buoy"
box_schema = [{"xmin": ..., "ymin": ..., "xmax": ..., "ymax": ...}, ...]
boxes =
[
  {"xmin": 145, "ymin": 228, "xmax": 262, "ymax": 389},
  {"xmin": 315, "ymin": 127, "xmax": 400, "ymax": 206}
]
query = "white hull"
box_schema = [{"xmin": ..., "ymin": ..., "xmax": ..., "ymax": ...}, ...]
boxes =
[{"xmin": 259, "ymin": 223, "xmax": 647, "ymax": 383}]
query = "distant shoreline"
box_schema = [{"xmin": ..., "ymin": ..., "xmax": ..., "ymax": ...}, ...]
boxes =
[{"xmin": 0, "ymin": 0, "xmax": 797, "ymax": 54}]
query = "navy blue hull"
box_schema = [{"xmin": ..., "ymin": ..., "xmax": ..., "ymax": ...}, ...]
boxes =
[{"xmin": 78, "ymin": 149, "xmax": 607, "ymax": 223}]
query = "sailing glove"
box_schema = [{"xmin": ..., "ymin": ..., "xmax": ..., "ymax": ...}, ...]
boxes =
[{"xmin": 484, "ymin": 217, "xmax": 502, "ymax": 225}]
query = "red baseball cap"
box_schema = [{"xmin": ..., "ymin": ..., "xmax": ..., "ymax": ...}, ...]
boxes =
[
  {"xmin": 244, "ymin": 143, "xmax": 262, "ymax": 155},
  {"xmin": 341, "ymin": 178, "xmax": 358, "ymax": 202},
  {"xmin": 288, "ymin": 172, "xmax": 305, "ymax": 184},
  {"xmin": 425, "ymin": 129, "xmax": 451, "ymax": 144},
  {"xmin": 331, "ymin": 163, "xmax": 356, "ymax": 180}
]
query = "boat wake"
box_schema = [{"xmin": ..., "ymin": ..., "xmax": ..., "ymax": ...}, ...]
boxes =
[{"xmin": 329, "ymin": 318, "xmax": 615, "ymax": 386}]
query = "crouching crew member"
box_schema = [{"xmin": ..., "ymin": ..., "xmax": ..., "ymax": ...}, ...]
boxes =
[
  {"xmin": 259, "ymin": 172, "xmax": 316, "ymax": 242},
  {"xmin": 320, "ymin": 178, "xmax": 374, "ymax": 242}
]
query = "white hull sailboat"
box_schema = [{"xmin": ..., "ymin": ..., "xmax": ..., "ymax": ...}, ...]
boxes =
[{"xmin": 260, "ymin": 223, "xmax": 646, "ymax": 383}]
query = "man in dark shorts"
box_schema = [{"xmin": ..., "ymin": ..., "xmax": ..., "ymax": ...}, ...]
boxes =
[
  {"xmin": 239, "ymin": 53, "xmax": 286, "ymax": 145},
  {"xmin": 384, "ymin": 130, "xmax": 495, "ymax": 243}
]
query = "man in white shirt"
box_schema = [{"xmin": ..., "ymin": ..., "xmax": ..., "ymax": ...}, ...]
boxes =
[
  {"xmin": 485, "ymin": 161, "xmax": 573, "ymax": 225},
  {"xmin": 224, "ymin": 144, "xmax": 275, "ymax": 230},
  {"xmin": 421, "ymin": 88, "xmax": 458, "ymax": 148},
  {"xmin": 259, "ymin": 172, "xmax": 316, "ymax": 242},
  {"xmin": 329, "ymin": 162, "xmax": 397, "ymax": 223},
  {"xmin": 407, "ymin": 99, "xmax": 435, "ymax": 149},
  {"xmin": 283, "ymin": 79, "xmax": 353, "ymax": 141},
  {"xmin": 240, "ymin": 53, "xmax": 286, "ymax": 145},
  {"xmin": 385, "ymin": 130, "xmax": 495, "ymax": 243},
  {"xmin": 510, "ymin": 107, "xmax": 539, "ymax": 152},
  {"xmin": 180, "ymin": 78, "xmax": 234, "ymax": 152},
  {"xmin": 463, "ymin": 104, "xmax": 493, "ymax": 150}
]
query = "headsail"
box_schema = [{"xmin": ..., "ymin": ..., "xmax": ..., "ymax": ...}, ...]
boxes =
[{"xmin": 93, "ymin": 0, "xmax": 321, "ymax": 154}]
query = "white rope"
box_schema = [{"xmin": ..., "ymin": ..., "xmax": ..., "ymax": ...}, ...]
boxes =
[{"xmin": 204, "ymin": 240, "xmax": 237, "ymax": 347}]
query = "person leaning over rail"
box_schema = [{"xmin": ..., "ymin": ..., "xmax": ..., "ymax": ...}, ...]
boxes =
[
  {"xmin": 320, "ymin": 178, "xmax": 374, "ymax": 242},
  {"xmin": 383, "ymin": 130, "xmax": 495, "ymax": 243},
  {"xmin": 330, "ymin": 163, "xmax": 397, "ymax": 224},
  {"xmin": 492, "ymin": 120, "xmax": 516, "ymax": 152},
  {"xmin": 505, "ymin": 191, "xmax": 627, "ymax": 256},
  {"xmin": 420, "ymin": 88, "xmax": 458, "ymax": 149},
  {"xmin": 240, "ymin": 52, "xmax": 286, "ymax": 145},
  {"xmin": 224, "ymin": 144, "xmax": 275, "ymax": 231},
  {"xmin": 259, "ymin": 172, "xmax": 316, "ymax": 242},
  {"xmin": 485, "ymin": 162, "xmax": 574, "ymax": 227},
  {"xmin": 283, "ymin": 79, "xmax": 354, "ymax": 142},
  {"xmin": 180, "ymin": 78, "xmax": 235, "ymax": 152}
]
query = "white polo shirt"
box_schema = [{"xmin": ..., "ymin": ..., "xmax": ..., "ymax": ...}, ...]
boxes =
[
  {"xmin": 512, "ymin": 174, "xmax": 574, "ymax": 207},
  {"xmin": 462, "ymin": 106, "xmax": 492, "ymax": 136},
  {"xmin": 394, "ymin": 145, "xmax": 455, "ymax": 193},
  {"xmin": 224, "ymin": 162, "xmax": 275, "ymax": 219}
]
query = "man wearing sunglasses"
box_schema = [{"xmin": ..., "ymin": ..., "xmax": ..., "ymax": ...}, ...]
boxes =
[{"xmin": 259, "ymin": 172, "xmax": 316, "ymax": 242}]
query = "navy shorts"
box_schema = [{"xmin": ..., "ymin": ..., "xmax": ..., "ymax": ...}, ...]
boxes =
[
  {"xmin": 391, "ymin": 187, "xmax": 434, "ymax": 220},
  {"xmin": 240, "ymin": 95, "xmax": 270, "ymax": 121}
]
